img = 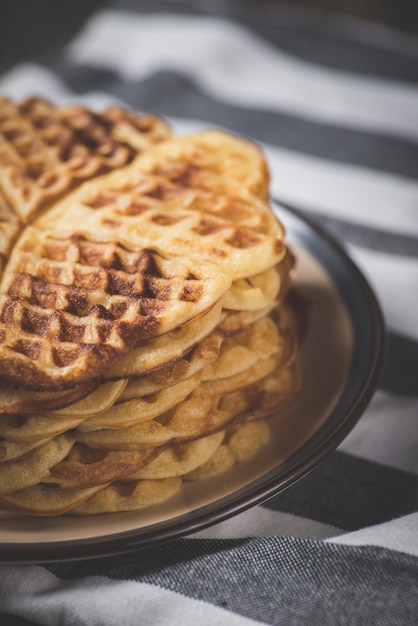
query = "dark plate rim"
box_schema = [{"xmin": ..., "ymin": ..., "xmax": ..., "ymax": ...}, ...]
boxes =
[{"xmin": 0, "ymin": 202, "xmax": 385, "ymax": 563}]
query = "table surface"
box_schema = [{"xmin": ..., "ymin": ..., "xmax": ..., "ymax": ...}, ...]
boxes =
[
  {"xmin": 0, "ymin": 1, "xmax": 417, "ymax": 624},
  {"xmin": 1, "ymin": 0, "xmax": 418, "ymax": 75}
]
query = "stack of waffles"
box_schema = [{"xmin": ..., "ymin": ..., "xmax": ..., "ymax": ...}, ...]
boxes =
[{"xmin": 0, "ymin": 97, "xmax": 300, "ymax": 517}]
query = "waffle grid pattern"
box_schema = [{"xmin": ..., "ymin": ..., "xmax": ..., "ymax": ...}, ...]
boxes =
[
  {"xmin": 0, "ymin": 96, "xmax": 171, "ymax": 222},
  {"xmin": 0, "ymin": 232, "xmax": 227, "ymax": 388}
]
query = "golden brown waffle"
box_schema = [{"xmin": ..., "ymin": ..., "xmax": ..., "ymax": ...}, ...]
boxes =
[
  {"xmin": 0, "ymin": 230, "xmax": 231, "ymax": 389},
  {"xmin": 134, "ymin": 129, "xmax": 272, "ymax": 205},
  {"xmin": 221, "ymin": 266, "xmax": 281, "ymax": 312},
  {"xmin": 0, "ymin": 434, "xmax": 74, "ymax": 494},
  {"xmin": 0, "ymin": 197, "xmax": 21, "ymax": 285},
  {"xmin": 0, "ymin": 103, "xmax": 302, "ymax": 518},
  {"xmin": 0, "ymin": 96, "xmax": 172, "ymax": 223},
  {"xmin": 184, "ymin": 420, "xmax": 271, "ymax": 481},
  {"xmin": 0, "ymin": 299, "xmax": 297, "ymax": 444},
  {"xmin": 74, "ymin": 303, "xmax": 293, "ymax": 433},
  {"xmin": 116, "ymin": 333, "xmax": 224, "ymax": 400},
  {"xmin": 0, "ymin": 357, "xmax": 300, "ymax": 517},
  {"xmin": 104, "ymin": 259, "xmax": 286, "ymax": 382},
  {"xmin": 43, "ymin": 445, "xmax": 161, "ymax": 490},
  {"xmin": 0, "ymin": 435, "xmax": 54, "ymax": 463},
  {"xmin": 0, "ymin": 353, "xmax": 297, "ymax": 515},
  {"xmin": 73, "ymin": 479, "xmax": 182, "ymax": 516},
  {"xmin": 36, "ymin": 131, "xmax": 285, "ymax": 282},
  {"xmin": 48, "ymin": 379, "xmax": 127, "ymax": 418},
  {"xmin": 0, "ymin": 381, "xmax": 94, "ymax": 414},
  {"xmin": 105, "ymin": 300, "xmax": 224, "ymax": 380},
  {"xmin": 77, "ymin": 371, "xmax": 206, "ymax": 432},
  {"xmin": 0, "ymin": 368, "xmax": 127, "ymax": 417},
  {"xmin": 1, "ymin": 302, "xmax": 221, "ymax": 426},
  {"xmin": 0, "ymin": 412, "xmax": 85, "ymax": 443},
  {"xmin": 131, "ymin": 431, "xmax": 225, "ymax": 480},
  {"xmin": 74, "ymin": 355, "xmax": 297, "ymax": 450},
  {"xmin": 0, "ymin": 131, "xmax": 288, "ymax": 390}
]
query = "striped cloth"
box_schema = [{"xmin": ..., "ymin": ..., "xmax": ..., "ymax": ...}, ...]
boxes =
[{"xmin": 1, "ymin": 1, "xmax": 418, "ymax": 623}]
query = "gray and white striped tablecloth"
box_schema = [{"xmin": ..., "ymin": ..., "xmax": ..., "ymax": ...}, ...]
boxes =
[{"xmin": 0, "ymin": 1, "xmax": 417, "ymax": 624}]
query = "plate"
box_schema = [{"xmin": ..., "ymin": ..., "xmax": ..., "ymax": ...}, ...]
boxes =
[{"xmin": 0, "ymin": 202, "xmax": 384, "ymax": 563}]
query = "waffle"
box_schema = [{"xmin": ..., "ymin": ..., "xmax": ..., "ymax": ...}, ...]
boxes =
[
  {"xmin": 133, "ymin": 129, "xmax": 272, "ymax": 205},
  {"xmin": 0, "ymin": 220, "xmax": 20, "ymax": 277},
  {"xmin": 0, "ymin": 434, "xmax": 74, "ymax": 495},
  {"xmin": 0, "ymin": 230, "xmax": 231, "ymax": 389},
  {"xmin": 0, "ymin": 380, "xmax": 94, "ymax": 414},
  {"xmin": 0, "ymin": 412, "xmax": 85, "ymax": 443},
  {"xmin": 0, "ymin": 313, "xmax": 300, "ymax": 516},
  {"xmin": 73, "ymin": 363, "xmax": 291, "ymax": 451},
  {"xmin": 36, "ymin": 132, "xmax": 285, "ymax": 282},
  {"xmin": 105, "ymin": 300, "xmax": 224, "ymax": 380},
  {"xmin": 0, "ymin": 305, "xmax": 286, "ymax": 442},
  {"xmin": 0, "ymin": 354, "xmax": 299, "ymax": 516},
  {"xmin": 48, "ymin": 379, "xmax": 127, "ymax": 418},
  {"xmin": 15, "ymin": 479, "xmax": 182, "ymax": 517},
  {"xmin": 184, "ymin": 420, "xmax": 271, "ymax": 481},
  {"xmin": 0, "ymin": 135, "xmax": 288, "ymax": 390},
  {"xmin": 0, "ymin": 436, "xmax": 54, "ymax": 463},
  {"xmin": 115, "ymin": 332, "xmax": 224, "ymax": 398},
  {"xmin": 130, "ymin": 431, "xmax": 225, "ymax": 480},
  {"xmin": 104, "ymin": 259, "xmax": 284, "ymax": 382},
  {"xmin": 74, "ymin": 306, "xmax": 299, "ymax": 447},
  {"xmin": 0, "ymin": 370, "xmax": 293, "ymax": 515},
  {"xmin": 0, "ymin": 96, "xmax": 172, "ymax": 223},
  {"xmin": 0, "ymin": 102, "xmax": 302, "ymax": 518}
]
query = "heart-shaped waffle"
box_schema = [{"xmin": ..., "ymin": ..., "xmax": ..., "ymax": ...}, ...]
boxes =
[
  {"xmin": 0, "ymin": 99, "xmax": 301, "ymax": 517},
  {"xmin": 0, "ymin": 96, "xmax": 172, "ymax": 223}
]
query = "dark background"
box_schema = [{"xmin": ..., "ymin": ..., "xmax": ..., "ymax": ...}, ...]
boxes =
[{"xmin": 1, "ymin": 0, "xmax": 417, "ymax": 76}]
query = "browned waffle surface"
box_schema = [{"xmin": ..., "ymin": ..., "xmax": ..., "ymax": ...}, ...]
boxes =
[
  {"xmin": 0, "ymin": 227, "xmax": 231, "ymax": 389},
  {"xmin": 137, "ymin": 129, "xmax": 272, "ymax": 202},
  {"xmin": 0, "ymin": 297, "xmax": 301, "ymax": 517},
  {"xmin": 0, "ymin": 106, "xmax": 302, "ymax": 517},
  {"xmin": 0, "ymin": 96, "xmax": 172, "ymax": 223},
  {"xmin": 34, "ymin": 131, "xmax": 286, "ymax": 281},
  {"xmin": 0, "ymin": 128, "xmax": 288, "ymax": 390}
]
